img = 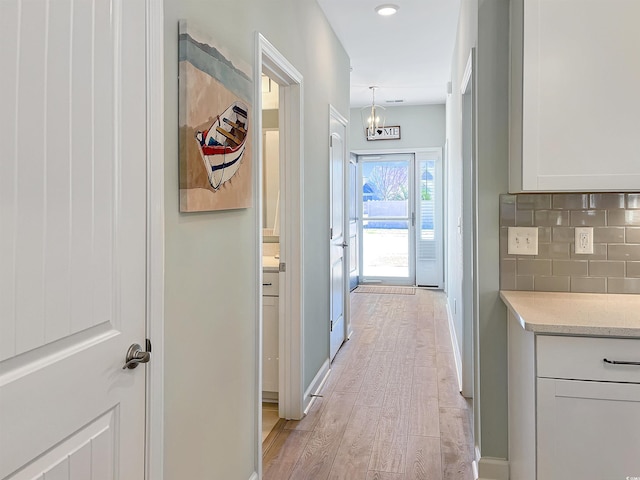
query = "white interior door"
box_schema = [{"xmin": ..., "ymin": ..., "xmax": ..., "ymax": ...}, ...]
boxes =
[
  {"xmin": 329, "ymin": 108, "xmax": 348, "ymax": 361},
  {"xmin": 0, "ymin": 0, "xmax": 148, "ymax": 478}
]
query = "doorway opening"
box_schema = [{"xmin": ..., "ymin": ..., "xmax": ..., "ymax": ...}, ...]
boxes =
[
  {"xmin": 255, "ymin": 32, "xmax": 304, "ymax": 476},
  {"xmin": 354, "ymin": 149, "xmax": 443, "ymax": 288}
]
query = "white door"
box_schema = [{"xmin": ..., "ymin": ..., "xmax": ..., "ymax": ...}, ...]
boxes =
[
  {"xmin": 0, "ymin": 0, "xmax": 148, "ymax": 478},
  {"xmin": 329, "ymin": 109, "xmax": 348, "ymax": 361}
]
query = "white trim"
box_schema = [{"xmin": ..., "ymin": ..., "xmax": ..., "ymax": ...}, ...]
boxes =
[
  {"xmin": 461, "ymin": 51, "xmax": 473, "ymax": 95},
  {"xmin": 303, "ymin": 358, "xmax": 331, "ymax": 412},
  {"xmin": 145, "ymin": 0, "xmax": 164, "ymax": 479},
  {"xmin": 247, "ymin": 472, "xmax": 259, "ymax": 480},
  {"xmin": 446, "ymin": 302, "xmax": 463, "ymax": 392},
  {"xmin": 254, "ymin": 32, "xmax": 305, "ymax": 478},
  {"xmin": 477, "ymin": 457, "xmax": 509, "ymax": 480}
]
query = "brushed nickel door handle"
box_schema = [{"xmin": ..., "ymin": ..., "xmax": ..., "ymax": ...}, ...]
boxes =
[{"xmin": 123, "ymin": 343, "xmax": 151, "ymax": 369}]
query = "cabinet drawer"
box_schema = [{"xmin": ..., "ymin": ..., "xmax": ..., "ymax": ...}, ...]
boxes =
[
  {"xmin": 537, "ymin": 335, "xmax": 640, "ymax": 383},
  {"xmin": 262, "ymin": 272, "xmax": 279, "ymax": 296}
]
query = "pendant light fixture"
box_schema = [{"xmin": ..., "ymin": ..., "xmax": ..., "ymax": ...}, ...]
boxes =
[{"xmin": 361, "ymin": 86, "xmax": 386, "ymax": 137}]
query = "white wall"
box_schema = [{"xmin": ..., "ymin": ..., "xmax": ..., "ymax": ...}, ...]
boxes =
[
  {"xmin": 163, "ymin": 1, "xmax": 350, "ymax": 478},
  {"xmin": 349, "ymin": 104, "xmax": 446, "ymax": 151}
]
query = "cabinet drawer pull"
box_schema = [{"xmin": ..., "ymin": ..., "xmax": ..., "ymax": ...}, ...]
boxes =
[
  {"xmin": 603, "ymin": 358, "xmax": 640, "ymax": 366},
  {"xmin": 263, "ymin": 282, "xmax": 273, "ymax": 286}
]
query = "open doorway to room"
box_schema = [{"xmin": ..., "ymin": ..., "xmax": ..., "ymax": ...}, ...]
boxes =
[
  {"xmin": 354, "ymin": 149, "xmax": 443, "ymax": 288},
  {"xmin": 255, "ymin": 34, "xmax": 305, "ymax": 468}
]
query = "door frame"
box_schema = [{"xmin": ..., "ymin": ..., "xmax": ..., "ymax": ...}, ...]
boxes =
[
  {"xmin": 352, "ymin": 147, "xmax": 443, "ymax": 287},
  {"xmin": 146, "ymin": 1, "xmax": 165, "ymax": 478},
  {"xmin": 254, "ymin": 32, "xmax": 305, "ymax": 473}
]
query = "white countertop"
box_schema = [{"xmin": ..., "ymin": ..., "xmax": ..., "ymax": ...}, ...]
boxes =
[
  {"xmin": 263, "ymin": 256, "xmax": 280, "ymax": 272},
  {"xmin": 500, "ymin": 290, "xmax": 640, "ymax": 337}
]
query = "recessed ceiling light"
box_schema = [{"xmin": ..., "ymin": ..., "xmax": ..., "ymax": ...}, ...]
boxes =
[{"xmin": 375, "ymin": 4, "xmax": 399, "ymax": 16}]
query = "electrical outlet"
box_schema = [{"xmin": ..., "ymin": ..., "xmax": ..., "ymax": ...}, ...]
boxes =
[
  {"xmin": 575, "ymin": 227, "xmax": 594, "ymax": 254},
  {"xmin": 508, "ymin": 227, "xmax": 539, "ymax": 255}
]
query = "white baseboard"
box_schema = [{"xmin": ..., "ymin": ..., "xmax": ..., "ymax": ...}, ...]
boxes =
[
  {"xmin": 303, "ymin": 358, "xmax": 330, "ymax": 413},
  {"xmin": 248, "ymin": 472, "xmax": 258, "ymax": 480},
  {"xmin": 477, "ymin": 457, "xmax": 509, "ymax": 480},
  {"xmin": 445, "ymin": 301, "xmax": 463, "ymax": 391}
]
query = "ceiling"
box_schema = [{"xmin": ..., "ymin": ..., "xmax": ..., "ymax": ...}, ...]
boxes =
[{"xmin": 316, "ymin": 0, "xmax": 461, "ymax": 108}]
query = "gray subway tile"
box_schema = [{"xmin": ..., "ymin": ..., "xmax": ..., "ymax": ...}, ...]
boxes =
[
  {"xmin": 538, "ymin": 227, "xmax": 552, "ymax": 243},
  {"xmin": 607, "ymin": 277, "xmax": 640, "ymax": 294},
  {"xmin": 516, "ymin": 276, "xmax": 534, "ymax": 291},
  {"xmin": 552, "ymin": 260, "xmax": 588, "ymax": 276},
  {"xmin": 607, "ymin": 210, "xmax": 640, "ymax": 226},
  {"xmin": 515, "ymin": 209, "xmax": 534, "ymax": 227},
  {"xmin": 608, "ymin": 244, "xmax": 640, "ymax": 261},
  {"xmin": 571, "ymin": 277, "xmax": 607, "ymax": 293},
  {"xmin": 589, "ymin": 260, "xmax": 625, "ymax": 277},
  {"xmin": 593, "ymin": 227, "xmax": 624, "ymax": 243},
  {"xmin": 500, "ymin": 202, "xmax": 516, "ymax": 226},
  {"xmin": 535, "ymin": 243, "xmax": 570, "ymax": 260},
  {"xmin": 626, "ymin": 262, "xmax": 640, "ymax": 278},
  {"xmin": 552, "ymin": 194, "xmax": 588, "ymax": 210},
  {"xmin": 626, "ymin": 228, "xmax": 640, "ymax": 243},
  {"xmin": 552, "ymin": 227, "xmax": 575, "ymax": 243},
  {"xmin": 517, "ymin": 258, "xmax": 552, "ymax": 276},
  {"xmin": 534, "ymin": 276, "xmax": 570, "ymax": 292},
  {"xmin": 502, "ymin": 258, "xmax": 516, "ymax": 275},
  {"xmin": 570, "ymin": 210, "xmax": 606, "ymax": 226},
  {"xmin": 589, "ymin": 193, "xmax": 625, "ymax": 210},
  {"xmin": 517, "ymin": 194, "xmax": 552, "ymax": 210},
  {"xmin": 501, "ymin": 274, "xmax": 516, "ymax": 290},
  {"xmin": 570, "ymin": 243, "xmax": 607, "ymax": 260},
  {"xmin": 500, "ymin": 227, "xmax": 510, "ymax": 257},
  {"xmin": 626, "ymin": 194, "xmax": 640, "ymax": 209},
  {"xmin": 535, "ymin": 210, "xmax": 569, "ymax": 227}
]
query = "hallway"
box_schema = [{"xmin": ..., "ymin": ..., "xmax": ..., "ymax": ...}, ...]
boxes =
[{"xmin": 262, "ymin": 289, "xmax": 475, "ymax": 480}]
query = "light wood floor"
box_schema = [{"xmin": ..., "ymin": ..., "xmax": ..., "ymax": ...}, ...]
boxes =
[{"xmin": 263, "ymin": 289, "xmax": 475, "ymax": 480}]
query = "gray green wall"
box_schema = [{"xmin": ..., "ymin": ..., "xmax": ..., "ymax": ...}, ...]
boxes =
[
  {"xmin": 349, "ymin": 104, "xmax": 446, "ymax": 151},
  {"xmin": 446, "ymin": 0, "xmax": 510, "ymax": 463},
  {"xmin": 163, "ymin": 1, "xmax": 350, "ymax": 478}
]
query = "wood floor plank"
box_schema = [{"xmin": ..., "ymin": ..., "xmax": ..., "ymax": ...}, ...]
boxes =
[
  {"xmin": 263, "ymin": 429, "xmax": 312, "ymax": 480},
  {"xmin": 436, "ymin": 350, "xmax": 468, "ymax": 409},
  {"xmin": 439, "ymin": 407, "xmax": 475, "ymax": 480},
  {"xmin": 368, "ymin": 383, "xmax": 412, "ymax": 473},
  {"xmin": 288, "ymin": 391, "xmax": 357, "ymax": 480},
  {"xmin": 405, "ymin": 435, "xmax": 442, "ymax": 480},
  {"xmin": 366, "ymin": 471, "xmax": 405, "ymax": 480},
  {"xmin": 356, "ymin": 350, "xmax": 395, "ymax": 407},
  {"xmin": 285, "ymin": 395, "xmax": 326, "ymax": 432},
  {"xmin": 327, "ymin": 406, "xmax": 381, "ymax": 479},
  {"xmin": 408, "ymin": 375, "xmax": 440, "ymax": 437}
]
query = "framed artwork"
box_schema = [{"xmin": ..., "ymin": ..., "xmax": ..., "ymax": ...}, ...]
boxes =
[{"xmin": 178, "ymin": 20, "xmax": 253, "ymax": 212}]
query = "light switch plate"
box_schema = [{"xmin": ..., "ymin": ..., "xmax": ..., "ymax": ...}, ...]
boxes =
[{"xmin": 508, "ymin": 227, "xmax": 539, "ymax": 255}]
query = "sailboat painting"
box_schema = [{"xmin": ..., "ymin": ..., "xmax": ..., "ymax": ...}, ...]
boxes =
[{"xmin": 178, "ymin": 21, "xmax": 253, "ymax": 212}]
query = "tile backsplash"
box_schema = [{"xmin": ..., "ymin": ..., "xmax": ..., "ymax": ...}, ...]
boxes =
[{"xmin": 500, "ymin": 193, "xmax": 640, "ymax": 294}]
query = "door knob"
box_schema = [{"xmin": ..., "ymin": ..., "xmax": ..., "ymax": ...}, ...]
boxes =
[
  {"xmin": 341, "ymin": 242, "xmax": 349, "ymax": 248},
  {"xmin": 123, "ymin": 343, "xmax": 151, "ymax": 369}
]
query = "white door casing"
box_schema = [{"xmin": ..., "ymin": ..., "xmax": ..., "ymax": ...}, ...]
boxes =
[
  {"xmin": 0, "ymin": 0, "xmax": 148, "ymax": 477},
  {"xmin": 329, "ymin": 106, "xmax": 348, "ymax": 361}
]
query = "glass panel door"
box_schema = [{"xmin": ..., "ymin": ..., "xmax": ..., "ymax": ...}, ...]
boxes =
[
  {"xmin": 359, "ymin": 154, "xmax": 414, "ymax": 284},
  {"xmin": 416, "ymin": 154, "xmax": 443, "ymax": 287}
]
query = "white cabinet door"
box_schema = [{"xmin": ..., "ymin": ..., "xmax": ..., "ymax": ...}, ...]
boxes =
[
  {"xmin": 511, "ymin": 0, "xmax": 640, "ymax": 192},
  {"xmin": 262, "ymin": 296, "xmax": 279, "ymax": 393},
  {"xmin": 537, "ymin": 378, "xmax": 640, "ymax": 480}
]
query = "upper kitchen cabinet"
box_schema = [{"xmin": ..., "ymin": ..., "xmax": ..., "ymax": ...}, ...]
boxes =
[{"xmin": 509, "ymin": 0, "xmax": 640, "ymax": 192}]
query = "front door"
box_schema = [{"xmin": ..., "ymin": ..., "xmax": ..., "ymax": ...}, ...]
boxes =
[
  {"xmin": 0, "ymin": 1, "xmax": 148, "ymax": 478},
  {"xmin": 329, "ymin": 108, "xmax": 348, "ymax": 361}
]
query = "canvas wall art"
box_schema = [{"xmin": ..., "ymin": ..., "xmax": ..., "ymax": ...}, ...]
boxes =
[{"xmin": 178, "ymin": 21, "xmax": 253, "ymax": 212}]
